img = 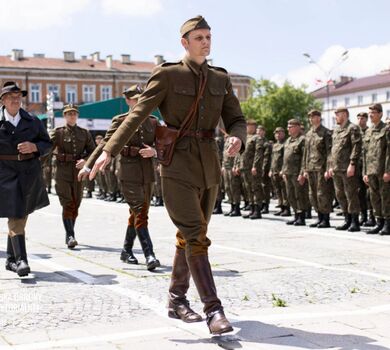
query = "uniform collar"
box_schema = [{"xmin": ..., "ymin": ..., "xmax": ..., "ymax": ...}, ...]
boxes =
[
  {"xmin": 66, "ymin": 123, "xmax": 77, "ymax": 130},
  {"xmin": 372, "ymin": 120, "xmax": 385, "ymax": 130},
  {"xmin": 183, "ymin": 56, "xmax": 208, "ymax": 77}
]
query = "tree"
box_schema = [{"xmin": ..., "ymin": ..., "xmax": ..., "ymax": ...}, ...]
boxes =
[{"xmin": 241, "ymin": 79, "xmax": 322, "ymax": 138}]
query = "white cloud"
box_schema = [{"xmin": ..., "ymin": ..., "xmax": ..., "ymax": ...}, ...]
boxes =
[
  {"xmin": 272, "ymin": 44, "xmax": 390, "ymax": 91},
  {"xmin": 100, "ymin": 0, "xmax": 162, "ymax": 17},
  {"xmin": 0, "ymin": 0, "xmax": 90, "ymax": 30}
]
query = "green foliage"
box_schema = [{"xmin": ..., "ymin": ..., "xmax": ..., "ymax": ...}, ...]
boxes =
[
  {"xmin": 241, "ymin": 79, "xmax": 322, "ymax": 139},
  {"xmin": 271, "ymin": 293, "xmax": 287, "ymax": 307}
]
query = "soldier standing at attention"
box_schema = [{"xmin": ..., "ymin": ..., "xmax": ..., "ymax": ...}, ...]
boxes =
[
  {"xmin": 1, "ymin": 81, "xmax": 51, "ymax": 277},
  {"xmin": 90, "ymin": 16, "xmax": 246, "ymax": 335},
  {"xmin": 325, "ymin": 107, "xmax": 362, "ymax": 232},
  {"xmin": 221, "ymin": 134, "xmax": 235, "ymax": 216},
  {"xmin": 259, "ymin": 126, "xmax": 272, "ymax": 214},
  {"xmin": 300, "ymin": 110, "xmax": 333, "ymax": 228},
  {"xmin": 50, "ymin": 104, "xmax": 95, "ymax": 249}
]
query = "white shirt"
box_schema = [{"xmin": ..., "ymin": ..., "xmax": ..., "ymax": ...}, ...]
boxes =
[{"xmin": 3, "ymin": 108, "xmax": 21, "ymax": 127}]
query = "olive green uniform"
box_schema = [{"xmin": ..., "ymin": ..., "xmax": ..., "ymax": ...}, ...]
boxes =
[
  {"xmin": 262, "ymin": 140, "xmax": 272, "ymax": 207},
  {"xmin": 270, "ymin": 139, "xmax": 288, "ymax": 207},
  {"xmin": 252, "ymin": 136, "xmax": 267, "ymax": 205},
  {"xmin": 222, "ymin": 136, "xmax": 235, "ymax": 204}
]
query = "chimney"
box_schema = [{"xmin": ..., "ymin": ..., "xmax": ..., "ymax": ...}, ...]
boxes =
[
  {"xmin": 121, "ymin": 54, "xmax": 131, "ymax": 64},
  {"xmin": 81, "ymin": 55, "xmax": 87, "ymax": 60},
  {"xmin": 335, "ymin": 76, "xmax": 353, "ymax": 87},
  {"xmin": 11, "ymin": 49, "xmax": 24, "ymax": 61},
  {"xmin": 154, "ymin": 55, "xmax": 164, "ymax": 65},
  {"xmin": 106, "ymin": 55, "xmax": 113, "ymax": 69},
  {"xmin": 91, "ymin": 51, "xmax": 100, "ymax": 62},
  {"xmin": 207, "ymin": 58, "xmax": 213, "ymax": 66},
  {"xmin": 63, "ymin": 51, "xmax": 75, "ymax": 62},
  {"xmin": 33, "ymin": 53, "xmax": 45, "ymax": 58}
]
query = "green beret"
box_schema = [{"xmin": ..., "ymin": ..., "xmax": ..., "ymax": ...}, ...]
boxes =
[
  {"xmin": 180, "ymin": 15, "xmax": 211, "ymax": 37},
  {"xmin": 123, "ymin": 84, "xmax": 143, "ymax": 99},
  {"xmin": 63, "ymin": 103, "xmax": 79, "ymax": 114}
]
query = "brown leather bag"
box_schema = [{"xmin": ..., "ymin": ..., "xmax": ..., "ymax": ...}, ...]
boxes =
[{"xmin": 155, "ymin": 73, "xmax": 207, "ymax": 166}]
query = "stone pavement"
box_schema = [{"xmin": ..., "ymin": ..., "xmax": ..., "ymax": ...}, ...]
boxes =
[{"xmin": 1, "ymin": 194, "xmax": 390, "ymax": 349}]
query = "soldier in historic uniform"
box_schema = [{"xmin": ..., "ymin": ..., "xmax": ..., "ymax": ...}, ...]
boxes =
[
  {"xmin": 282, "ymin": 119, "xmax": 306, "ymax": 226},
  {"xmin": 1, "ymin": 81, "xmax": 51, "ymax": 277},
  {"xmin": 301, "ymin": 110, "xmax": 333, "ymax": 228},
  {"xmin": 363, "ymin": 104, "xmax": 390, "ymax": 235},
  {"xmin": 79, "ymin": 85, "xmax": 161, "ymax": 271},
  {"xmin": 90, "ymin": 16, "xmax": 246, "ymax": 335},
  {"xmin": 325, "ymin": 107, "xmax": 362, "ymax": 232},
  {"xmin": 50, "ymin": 104, "xmax": 95, "ymax": 248}
]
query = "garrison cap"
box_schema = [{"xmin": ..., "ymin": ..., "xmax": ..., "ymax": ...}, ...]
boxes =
[
  {"xmin": 369, "ymin": 103, "xmax": 383, "ymax": 113},
  {"xmin": 287, "ymin": 118, "xmax": 301, "ymax": 126},
  {"xmin": 180, "ymin": 15, "xmax": 211, "ymax": 37},
  {"xmin": 62, "ymin": 104, "xmax": 79, "ymax": 114},
  {"xmin": 274, "ymin": 127, "xmax": 285, "ymax": 133},
  {"xmin": 335, "ymin": 107, "xmax": 348, "ymax": 114},
  {"xmin": 123, "ymin": 85, "xmax": 143, "ymax": 99},
  {"xmin": 307, "ymin": 109, "xmax": 321, "ymax": 117},
  {"xmin": 357, "ymin": 112, "xmax": 368, "ymax": 118},
  {"xmin": 0, "ymin": 81, "xmax": 27, "ymax": 99}
]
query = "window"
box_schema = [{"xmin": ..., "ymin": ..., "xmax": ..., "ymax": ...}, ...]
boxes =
[
  {"xmin": 47, "ymin": 84, "xmax": 60, "ymax": 101},
  {"xmin": 357, "ymin": 95, "xmax": 363, "ymax": 105},
  {"xmin": 372, "ymin": 93, "xmax": 377, "ymax": 103},
  {"xmin": 331, "ymin": 99, "xmax": 337, "ymax": 109},
  {"xmin": 83, "ymin": 85, "xmax": 95, "ymax": 103},
  {"xmin": 100, "ymin": 85, "xmax": 112, "ymax": 101},
  {"xmin": 344, "ymin": 97, "xmax": 350, "ymax": 106},
  {"xmin": 30, "ymin": 84, "xmax": 41, "ymax": 103},
  {"xmin": 387, "ymin": 91, "xmax": 390, "ymax": 101},
  {"xmin": 66, "ymin": 85, "xmax": 77, "ymax": 103}
]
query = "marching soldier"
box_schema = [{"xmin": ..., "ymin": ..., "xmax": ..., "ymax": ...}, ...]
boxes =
[
  {"xmin": 301, "ymin": 110, "xmax": 333, "ymax": 228},
  {"xmin": 50, "ymin": 104, "xmax": 95, "ymax": 248},
  {"xmin": 90, "ymin": 16, "xmax": 246, "ymax": 335},
  {"xmin": 1, "ymin": 81, "xmax": 51, "ymax": 277},
  {"xmin": 325, "ymin": 107, "xmax": 362, "ymax": 232}
]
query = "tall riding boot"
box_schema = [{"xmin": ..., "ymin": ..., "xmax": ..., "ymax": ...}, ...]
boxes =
[
  {"xmin": 317, "ymin": 213, "xmax": 331, "ymax": 228},
  {"xmin": 287, "ymin": 212, "xmax": 298, "ymax": 225},
  {"xmin": 348, "ymin": 213, "xmax": 360, "ymax": 232},
  {"xmin": 224, "ymin": 203, "xmax": 234, "ymax": 216},
  {"xmin": 63, "ymin": 218, "xmax": 77, "ymax": 249},
  {"xmin": 359, "ymin": 210, "xmax": 368, "ymax": 226},
  {"xmin": 5, "ymin": 236, "xmax": 17, "ymax": 272},
  {"xmin": 242, "ymin": 204, "xmax": 254, "ymax": 218},
  {"xmin": 187, "ymin": 255, "xmax": 233, "ymax": 335},
  {"xmin": 280, "ymin": 206, "xmax": 291, "ymax": 217},
  {"xmin": 363, "ymin": 210, "xmax": 376, "ymax": 227},
  {"xmin": 261, "ymin": 203, "xmax": 269, "ymax": 214},
  {"xmin": 309, "ymin": 212, "xmax": 323, "ymax": 228},
  {"xmin": 336, "ymin": 213, "xmax": 351, "ymax": 230},
  {"xmin": 305, "ymin": 209, "xmax": 312, "ymax": 219},
  {"xmin": 136, "ymin": 227, "xmax": 160, "ymax": 271},
  {"xmin": 212, "ymin": 200, "xmax": 223, "ymax": 215},
  {"xmin": 168, "ymin": 248, "xmax": 202, "ymax": 322},
  {"xmin": 379, "ymin": 219, "xmax": 390, "ymax": 235},
  {"xmin": 120, "ymin": 226, "xmax": 138, "ymax": 264},
  {"xmin": 294, "ymin": 212, "xmax": 306, "ymax": 226},
  {"xmin": 10, "ymin": 235, "xmax": 30, "ymax": 277},
  {"xmin": 367, "ymin": 217, "xmax": 384, "ymax": 234},
  {"xmin": 229, "ymin": 203, "xmax": 241, "ymax": 217},
  {"xmin": 250, "ymin": 204, "xmax": 262, "ymax": 219}
]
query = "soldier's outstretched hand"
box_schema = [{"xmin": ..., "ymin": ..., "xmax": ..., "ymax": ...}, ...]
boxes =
[{"xmin": 90, "ymin": 150, "xmax": 111, "ymax": 180}]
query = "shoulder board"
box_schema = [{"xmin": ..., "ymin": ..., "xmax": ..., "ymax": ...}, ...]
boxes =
[
  {"xmin": 208, "ymin": 65, "xmax": 228, "ymax": 74},
  {"xmin": 114, "ymin": 113, "xmax": 128, "ymax": 119},
  {"xmin": 161, "ymin": 61, "xmax": 182, "ymax": 67}
]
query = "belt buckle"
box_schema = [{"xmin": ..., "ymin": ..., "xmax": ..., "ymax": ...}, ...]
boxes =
[{"xmin": 17, "ymin": 153, "xmax": 22, "ymax": 161}]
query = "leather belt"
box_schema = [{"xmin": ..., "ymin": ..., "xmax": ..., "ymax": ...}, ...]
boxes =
[
  {"xmin": 181, "ymin": 129, "xmax": 215, "ymax": 139},
  {"xmin": 55, "ymin": 153, "xmax": 80, "ymax": 162},
  {"xmin": 120, "ymin": 146, "xmax": 141, "ymax": 157},
  {"xmin": 0, "ymin": 153, "xmax": 35, "ymax": 161}
]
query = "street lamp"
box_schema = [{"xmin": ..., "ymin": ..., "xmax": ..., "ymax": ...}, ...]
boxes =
[{"xmin": 303, "ymin": 50, "xmax": 349, "ymax": 127}]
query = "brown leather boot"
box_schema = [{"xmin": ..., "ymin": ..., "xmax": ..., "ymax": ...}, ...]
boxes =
[
  {"xmin": 187, "ymin": 255, "xmax": 233, "ymax": 335},
  {"xmin": 168, "ymin": 248, "xmax": 202, "ymax": 323}
]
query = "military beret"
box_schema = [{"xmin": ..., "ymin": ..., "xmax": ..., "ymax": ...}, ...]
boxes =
[
  {"xmin": 334, "ymin": 107, "xmax": 348, "ymax": 114},
  {"xmin": 369, "ymin": 103, "xmax": 383, "ymax": 113},
  {"xmin": 357, "ymin": 112, "xmax": 368, "ymax": 118},
  {"xmin": 63, "ymin": 103, "xmax": 79, "ymax": 114},
  {"xmin": 307, "ymin": 109, "xmax": 321, "ymax": 117},
  {"xmin": 287, "ymin": 118, "xmax": 301, "ymax": 126},
  {"xmin": 246, "ymin": 119, "xmax": 257, "ymax": 126},
  {"xmin": 123, "ymin": 84, "xmax": 143, "ymax": 99},
  {"xmin": 274, "ymin": 127, "xmax": 285, "ymax": 133},
  {"xmin": 180, "ymin": 15, "xmax": 211, "ymax": 37}
]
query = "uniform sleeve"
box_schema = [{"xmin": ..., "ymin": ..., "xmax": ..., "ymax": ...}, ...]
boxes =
[
  {"xmin": 350, "ymin": 126, "xmax": 362, "ymax": 165},
  {"xmin": 301, "ymin": 134, "xmax": 308, "ymax": 173},
  {"xmin": 298, "ymin": 136, "xmax": 305, "ymax": 175},
  {"xmin": 103, "ymin": 67, "xmax": 168, "ymax": 156},
  {"xmin": 253, "ymin": 138, "xmax": 264, "ymax": 171},
  {"xmin": 34, "ymin": 118, "xmax": 52, "ymax": 157},
  {"xmin": 385, "ymin": 129, "xmax": 390, "ymax": 173},
  {"xmin": 84, "ymin": 131, "xmax": 96, "ymax": 158},
  {"xmin": 263, "ymin": 142, "xmax": 271, "ymax": 173}
]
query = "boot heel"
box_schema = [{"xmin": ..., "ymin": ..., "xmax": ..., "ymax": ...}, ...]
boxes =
[{"xmin": 168, "ymin": 310, "xmax": 180, "ymax": 319}]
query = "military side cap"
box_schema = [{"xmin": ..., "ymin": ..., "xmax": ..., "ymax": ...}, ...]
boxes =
[
  {"xmin": 287, "ymin": 118, "xmax": 301, "ymax": 126},
  {"xmin": 180, "ymin": 15, "xmax": 211, "ymax": 37},
  {"xmin": 63, "ymin": 104, "xmax": 79, "ymax": 114},
  {"xmin": 335, "ymin": 107, "xmax": 348, "ymax": 114},
  {"xmin": 369, "ymin": 103, "xmax": 383, "ymax": 113},
  {"xmin": 307, "ymin": 109, "xmax": 321, "ymax": 117},
  {"xmin": 274, "ymin": 127, "xmax": 285, "ymax": 133},
  {"xmin": 357, "ymin": 112, "xmax": 368, "ymax": 118},
  {"xmin": 0, "ymin": 81, "xmax": 27, "ymax": 99},
  {"xmin": 123, "ymin": 84, "xmax": 143, "ymax": 99}
]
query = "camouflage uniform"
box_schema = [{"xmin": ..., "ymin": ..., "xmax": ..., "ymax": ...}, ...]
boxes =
[
  {"xmin": 222, "ymin": 136, "xmax": 235, "ymax": 215},
  {"xmin": 261, "ymin": 140, "xmax": 272, "ymax": 213}
]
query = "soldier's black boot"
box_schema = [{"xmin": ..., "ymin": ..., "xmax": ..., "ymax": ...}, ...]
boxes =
[
  {"xmin": 261, "ymin": 203, "xmax": 269, "ymax": 214},
  {"xmin": 336, "ymin": 213, "xmax": 351, "ymax": 231},
  {"xmin": 120, "ymin": 226, "xmax": 138, "ymax": 264},
  {"xmin": 212, "ymin": 200, "xmax": 223, "ymax": 215},
  {"xmin": 240, "ymin": 200, "xmax": 249, "ymax": 210},
  {"xmin": 274, "ymin": 205, "xmax": 284, "ymax": 216},
  {"xmin": 363, "ymin": 210, "xmax": 376, "ymax": 227},
  {"xmin": 348, "ymin": 213, "xmax": 360, "ymax": 232},
  {"xmin": 250, "ymin": 204, "xmax": 262, "ymax": 219},
  {"xmin": 10, "ymin": 235, "xmax": 30, "ymax": 277},
  {"xmin": 359, "ymin": 210, "xmax": 368, "ymax": 226},
  {"xmin": 187, "ymin": 255, "xmax": 233, "ymax": 335},
  {"xmin": 105, "ymin": 192, "xmax": 117, "ymax": 202},
  {"xmin": 168, "ymin": 248, "xmax": 202, "ymax": 323},
  {"xmin": 309, "ymin": 212, "xmax": 323, "ymax": 228},
  {"xmin": 224, "ymin": 204, "xmax": 234, "ymax": 216},
  {"xmin": 63, "ymin": 218, "xmax": 78, "ymax": 249},
  {"xmin": 229, "ymin": 203, "xmax": 241, "ymax": 217},
  {"xmin": 5, "ymin": 236, "xmax": 17, "ymax": 272},
  {"xmin": 294, "ymin": 212, "xmax": 306, "ymax": 226},
  {"xmin": 317, "ymin": 213, "xmax": 331, "ymax": 228},
  {"xmin": 280, "ymin": 206, "xmax": 291, "ymax": 217},
  {"xmin": 242, "ymin": 204, "xmax": 254, "ymax": 218},
  {"xmin": 154, "ymin": 196, "xmax": 164, "ymax": 206},
  {"xmin": 287, "ymin": 212, "xmax": 298, "ymax": 225},
  {"xmin": 305, "ymin": 209, "xmax": 312, "ymax": 219},
  {"xmin": 136, "ymin": 227, "xmax": 160, "ymax": 271},
  {"xmin": 367, "ymin": 217, "xmax": 384, "ymax": 234},
  {"xmin": 379, "ymin": 219, "xmax": 390, "ymax": 235}
]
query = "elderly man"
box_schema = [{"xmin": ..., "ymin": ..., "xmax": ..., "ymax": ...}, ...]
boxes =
[
  {"xmin": 0, "ymin": 81, "xmax": 51, "ymax": 277},
  {"xmin": 90, "ymin": 16, "xmax": 246, "ymax": 334}
]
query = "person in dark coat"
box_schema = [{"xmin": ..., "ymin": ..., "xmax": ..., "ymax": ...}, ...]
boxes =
[{"xmin": 0, "ymin": 81, "xmax": 51, "ymax": 277}]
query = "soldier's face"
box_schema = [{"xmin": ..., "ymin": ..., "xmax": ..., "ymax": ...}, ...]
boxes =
[
  {"xmin": 287, "ymin": 124, "xmax": 300, "ymax": 137},
  {"xmin": 182, "ymin": 29, "xmax": 211, "ymax": 58},
  {"xmin": 335, "ymin": 112, "xmax": 347, "ymax": 125},
  {"xmin": 247, "ymin": 124, "xmax": 256, "ymax": 134},
  {"xmin": 2, "ymin": 92, "xmax": 22, "ymax": 116},
  {"xmin": 357, "ymin": 116, "xmax": 368, "ymax": 128},
  {"xmin": 275, "ymin": 131, "xmax": 285, "ymax": 141},
  {"xmin": 309, "ymin": 115, "xmax": 321, "ymax": 127},
  {"xmin": 369, "ymin": 110, "xmax": 382, "ymax": 124},
  {"xmin": 64, "ymin": 111, "xmax": 78, "ymax": 126}
]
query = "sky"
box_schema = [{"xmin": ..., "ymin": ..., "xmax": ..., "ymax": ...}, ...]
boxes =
[{"xmin": 1, "ymin": 0, "xmax": 390, "ymax": 91}]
